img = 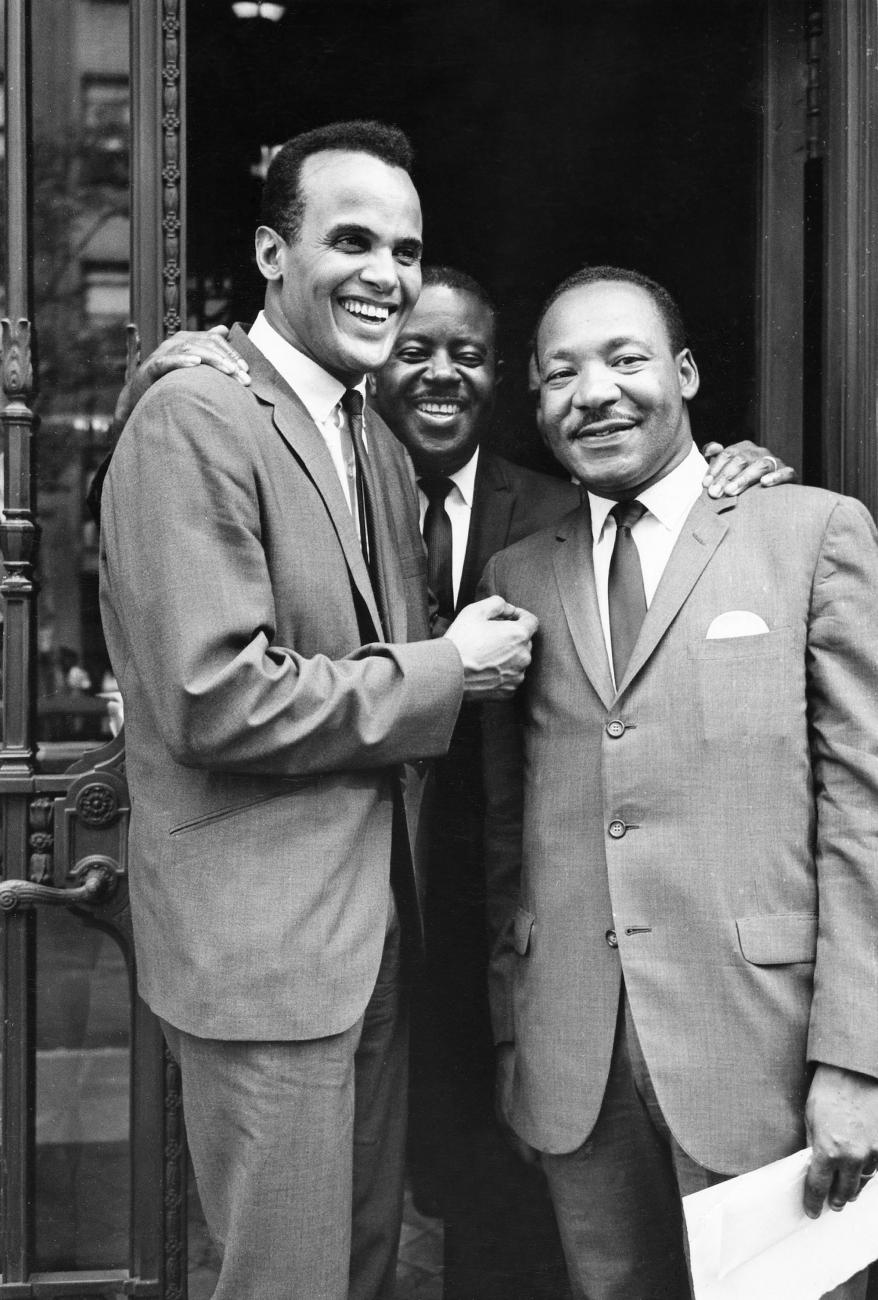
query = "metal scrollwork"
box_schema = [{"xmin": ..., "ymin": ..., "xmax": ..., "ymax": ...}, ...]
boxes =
[{"xmin": 75, "ymin": 780, "xmax": 120, "ymax": 827}]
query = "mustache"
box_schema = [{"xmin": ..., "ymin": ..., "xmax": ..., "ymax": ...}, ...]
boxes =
[{"xmin": 576, "ymin": 407, "xmax": 632, "ymax": 429}]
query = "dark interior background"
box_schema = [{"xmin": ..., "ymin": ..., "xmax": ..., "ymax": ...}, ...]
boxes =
[{"xmin": 187, "ymin": 0, "xmax": 762, "ymax": 472}]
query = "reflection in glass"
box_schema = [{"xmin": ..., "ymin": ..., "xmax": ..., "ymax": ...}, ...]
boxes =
[
  {"xmin": 31, "ymin": 0, "xmax": 130, "ymax": 758},
  {"xmin": 34, "ymin": 908, "xmax": 131, "ymax": 1270}
]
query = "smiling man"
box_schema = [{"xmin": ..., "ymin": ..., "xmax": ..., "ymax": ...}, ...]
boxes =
[
  {"xmin": 98, "ymin": 122, "xmax": 537, "ymax": 1300},
  {"xmin": 481, "ymin": 265, "xmax": 878, "ymax": 1300}
]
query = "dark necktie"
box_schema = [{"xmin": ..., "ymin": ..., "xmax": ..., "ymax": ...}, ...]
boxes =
[
  {"xmin": 341, "ymin": 389, "xmax": 388, "ymax": 632},
  {"xmin": 419, "ymin": 475, "xmax": 455, "ymax": 622},
  {"xmin": 607, "ymin": 499, "xmax": 647, "ymax": 684}
]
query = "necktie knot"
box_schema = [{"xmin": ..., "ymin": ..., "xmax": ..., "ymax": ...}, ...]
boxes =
[
  {"xmin": 419, "ymin": 475, "xmax": 455, "ymax": 506},
  {"xmin": 341, "ymin": 388, "xmax": 364, "ymax": 425},
  {"xmin": 611, "ymin": 499, "xmax": 647, "ymax": 532}
]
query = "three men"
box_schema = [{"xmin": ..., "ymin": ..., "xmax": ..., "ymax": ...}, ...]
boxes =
[
  {"xmin": 99, "ymin": 121, "xmax": 536, "ymax": 1300},
  {"xmin": 481, "ymin": 265, "xmax": 878, "ymax": 1299}
]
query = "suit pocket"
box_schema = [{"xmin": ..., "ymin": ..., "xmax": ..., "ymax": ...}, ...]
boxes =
[
  {"xmin": 169, "ymin": 781, "xmax": 313, "ymax": 836},
  {"xmin": 690, "ymin": 627, "xmax": 798, "ymax": 740},
  {"xmin": 513, "ymin": 907, "xmax": 535, "ymax": 956},
  {"xmin": 736, "ymin": 913, "xmax": 817, "ymax": 965}
]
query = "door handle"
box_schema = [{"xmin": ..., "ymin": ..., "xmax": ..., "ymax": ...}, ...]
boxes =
[{"xmin": 0, "ymin": 855, "xmax": 119, "ymax": 913}]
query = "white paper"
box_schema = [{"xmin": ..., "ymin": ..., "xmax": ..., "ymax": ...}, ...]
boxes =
[{"xmin": 683, "ymin": 1148, "xmax": 878, "ymax": 1300}]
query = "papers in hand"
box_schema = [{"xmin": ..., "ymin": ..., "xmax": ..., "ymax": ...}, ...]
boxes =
[{"xmin": 683, "ymin": 1148, "xmax": 878, "ymax": 1300}]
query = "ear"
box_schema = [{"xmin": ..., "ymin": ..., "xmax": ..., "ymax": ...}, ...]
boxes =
[
  {"xmin": 677, "ymin": 348, "xmax": 700, "ymax": 400},
  {"xmin": 493, "ymin": 355, "xmax": 505, "ymax": 391},
  {"xmin": 255, "ymin": 225, "xmax": 286, "ymax": 282},
  {"xmin": 365, "ymin": 372, "xmax": 379, "ymax": 398}
]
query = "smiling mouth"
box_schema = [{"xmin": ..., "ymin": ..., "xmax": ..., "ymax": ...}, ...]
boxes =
[
  {"xmin": 573, "ymin": 417, "xmax": 637, "ymax": 440},
  {"xmin": 338, "ymin": 297, "xmax": 396, "ymax": 325},
  {"xmin": 415, "ymin": 400, "xmax": 464, "ymax": 418}
]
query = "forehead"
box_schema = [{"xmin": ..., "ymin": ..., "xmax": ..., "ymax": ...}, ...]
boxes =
[
  {"xmin": 298, "ymin": 149, "xmax": 422, "ymax": 238},
  {"xmin": 538, "ymin": 280, "xmax": 671, "ymax": 357},
  {"xmin": 399, "ymin": 284, "xmax": 496, "ymax": 348}
]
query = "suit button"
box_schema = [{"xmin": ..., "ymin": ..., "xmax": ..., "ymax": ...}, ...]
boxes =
[
  {"xmin": 605, "ymin": 929, "xmax": 618, "ymax": 948},
  {"xmin": 608, "ymin": 819, "xmax": 627, "ymax": 839},
  {"xmin": 606, "ymin": 719, "xmax": 626, "ymax": 739}
]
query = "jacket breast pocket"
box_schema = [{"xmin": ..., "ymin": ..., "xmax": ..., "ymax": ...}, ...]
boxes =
[
  {"xmin": 736, "ymin": 913, "xmax": 817, "ymax": 965},
  {"xmin": 690, "ymin": 627, "xmax": 798, "ymax": 740}
]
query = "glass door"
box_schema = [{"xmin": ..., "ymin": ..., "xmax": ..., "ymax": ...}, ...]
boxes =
[{"xmin": 0, "ymin": 2, "xmax": 187, "ymax": 1295}]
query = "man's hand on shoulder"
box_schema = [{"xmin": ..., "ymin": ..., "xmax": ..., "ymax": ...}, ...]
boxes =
[
  {"xmin": 113, "ymin": 326, "xmax": 250, "ymax": 430},
  {"xmin": 803, "ymin": 1063, "xmax": 878, "ymax": 1217},
  {"xmin": 445, "ymin": 596, "xmax": 538, "ymax": 701},
  {"xmin": 701, "ymin": 440, "xmax": 797, "ymax": 498}
]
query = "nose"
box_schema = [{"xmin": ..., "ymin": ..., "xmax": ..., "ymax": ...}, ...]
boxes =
[
  {"xmin": 425, "ymin": 349, "xmax": 456, "ymax": 383},
  {"xmin": 572, "ymin": 362, "xmax": 620, "ymax": 410},
  {"xmin": 360, "ymin": 246, "xmax": 398, "ymax": 296}
]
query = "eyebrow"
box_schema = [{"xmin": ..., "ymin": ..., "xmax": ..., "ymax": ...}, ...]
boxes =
[
  {"xmin": 398, "ymin": 331, "xmax": 489, "ymax": 350},
  {"xmin": 542, "ymin": 336, "xmax": 653, "ymax": 360}
]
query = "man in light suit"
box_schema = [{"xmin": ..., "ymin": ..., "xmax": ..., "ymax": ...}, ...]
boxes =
[
  {"xmin": 481, "ymin": 265, "xmax": 878, "ymax": 1300},
  {"xmin": 99, "ymin": 120, "xmax": 537, "ymax": 1300}
]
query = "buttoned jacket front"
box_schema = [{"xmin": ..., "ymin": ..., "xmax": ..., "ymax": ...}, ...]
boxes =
[{"xmin": 481, "ymin": 484, "xmax": 878, "ymax": 1173}]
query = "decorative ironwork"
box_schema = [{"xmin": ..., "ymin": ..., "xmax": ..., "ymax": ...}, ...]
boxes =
[
  {"xmin": 0, "ymin": 316, "xmax": 34, "ymax": 397},
  {"xmin": 163, "ymin": 1047, "xmax": 187, "ymax": 1300},
  {"xmin": 76, "ymin": 780, "xmax": 120, "ymax": 827},
  {"xmin": 805, "ymin": 3, "xmax": 822, "ymax": 160},
  {"xmin": 28, "ymin": 795, "xmax": 54, "ymax": 883},
  {"xmin": 161, "ymin": 0, "xmax": 183, "ymax": 335}
]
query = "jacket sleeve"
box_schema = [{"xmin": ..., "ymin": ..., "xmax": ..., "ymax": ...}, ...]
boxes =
[
  {"xmin": 478, "ymin": 553, "xmax": 525, "ymax": 1044},
  {"xmin": 100, "ymin": 374, "xmax": 464, "ymax": 776},
  {"xmin": 806, "ymin": 496, "xmax": 878, "ymax": 1079}
]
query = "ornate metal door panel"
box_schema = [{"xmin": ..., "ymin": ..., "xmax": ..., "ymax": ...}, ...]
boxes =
[{"xmin": 0, "ymin": 2, "xmax": 187, "ymax": 1296}]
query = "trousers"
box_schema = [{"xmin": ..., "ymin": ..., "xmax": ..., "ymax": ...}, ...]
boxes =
[
  {"xmin": 541, "ymin": 994, "xmax": 868, "ymax": 1300},
  {"xmin": 162, "ymin": 900, "xmax": 408, "ymax": 1300}
]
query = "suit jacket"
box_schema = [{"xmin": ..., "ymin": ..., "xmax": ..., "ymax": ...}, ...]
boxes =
[
  {"xmin": 421, "ymin": 451, "xmax": 579, "ymax": 929},
  {"xmin": 481, "ymin": 483, "xmax": 878, "ymax": 1173},
  {"xmin": 99, "ymin": 325, "xmax": 464, "ymax": 1041},
  {"xmin": 415, "ymin": 453, "xmax": 579, "ymax": 1104}
]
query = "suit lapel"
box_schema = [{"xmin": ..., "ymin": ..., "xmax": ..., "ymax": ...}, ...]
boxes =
[
  {"xmin": 230, "ymin": 326, "xmax": 385, "ymax": 641},
  {"xmin": 458, "ymin": 454, "xmax": 515, "ymax": 609},
  {"xmin": 552, "ymin": 502, "xmax": 616, "ymax": 710},
  {"xmin": 616, "ymin": 491, "xmax": 734, "ymax": 694}
]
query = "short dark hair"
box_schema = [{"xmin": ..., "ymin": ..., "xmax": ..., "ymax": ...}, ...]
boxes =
[
  {"xmin": 261, "ymin": 120, "xmax": 415, "ymax": 244},
  {"xmin": 535, "ymin": 265, "xmax": 687, "ymax": 357},
  {"xmin": 420, "ymin": 264, "xmax": 498, "ymax": 324}
]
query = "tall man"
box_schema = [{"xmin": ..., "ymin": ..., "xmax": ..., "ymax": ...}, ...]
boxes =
[
  {"xmin": 99, "ymin": 121, "xmax": 537, "ymax": 1300},
  {"xmin": 481, "ymin": 265, "xmax": 878, "ymax": 1300}
]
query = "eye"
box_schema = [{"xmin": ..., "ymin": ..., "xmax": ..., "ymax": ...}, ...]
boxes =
[
  {"xmin": 395, "ymin": 348, "xmax": 428, "ymax": 363},
  {"xmin": 613, "ymin": 353, "xmax": 647, "ymax": 368},
  {"xmin": 454, "ymin": 353, "xmax": 485, "ymax": 368},
  {"xmin": 394, "ymin": 244, "xmax": 422, "ymax": 266},
  {"xmin": 334, "ymin": 234, "xmax": 368, "ymax": 254},
  {"xmin": 544, "ymin": 367, "xmax": 575, "ymax": 385}
]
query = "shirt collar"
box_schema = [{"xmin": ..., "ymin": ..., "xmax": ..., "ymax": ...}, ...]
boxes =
[
  {"xmin": 249, "ymin": 310, "xmax": 366, "ymax": 427},
  {"xmin": 588, "ymin": 441, "xmax": 707, "ymax": 541},
  {"xmin": 448, "ymin": 447, "xmax": 480, "ymax": 508}
]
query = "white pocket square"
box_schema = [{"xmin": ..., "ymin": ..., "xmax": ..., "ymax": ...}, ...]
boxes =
[{"xmin": 705, "ymin": 610, "xmax": 770, "ymax": 639}]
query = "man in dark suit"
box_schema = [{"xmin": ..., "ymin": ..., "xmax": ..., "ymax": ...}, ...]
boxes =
[
  {"xmin": 481, "ymin": 265, "xmax": 878, "ymax": 1300},
  {"xmin": 370, "ymin": 266, "xmax": 579, "ymax": 1298},
  {"xmin": 99, "ymin": 121, "xmax": 537, "ymax": 1300}
]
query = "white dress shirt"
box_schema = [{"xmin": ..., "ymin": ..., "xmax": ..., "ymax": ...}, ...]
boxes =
[
  {"xmin": 417, "ymin": 447, "xmax": 479, "ymax": 606},
  {"xmin": 588, "ymin": 442, "xmax": 708, "ymax": 686},
  {"xmin": 249, "ymin": 311, "xmax": 367, "ymax": 525}
]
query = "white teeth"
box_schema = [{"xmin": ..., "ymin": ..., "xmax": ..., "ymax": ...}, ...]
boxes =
[
  {"xmin": 417, "ymin": 402, "xmax": 462, "ymax": 416},
  {"xmin": 340, "ymin": 298, "xmax": 390, "ymax": 322}
]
